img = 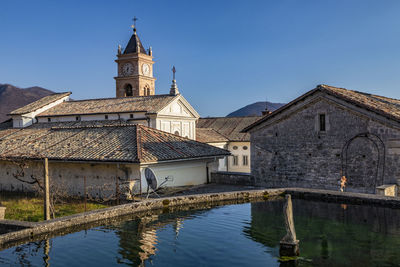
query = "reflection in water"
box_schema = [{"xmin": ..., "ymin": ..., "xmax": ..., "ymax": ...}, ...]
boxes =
[
  {"xmin": 247, "ymin": 199, "xmax": 400, "ymax": 266},
  {"xmin": 2, "ymin": 199, "xmax": 400, "ymax": 266},
  {"xmin": 44, "ymin": 239, "xmax": 51, "ymax": 267}
]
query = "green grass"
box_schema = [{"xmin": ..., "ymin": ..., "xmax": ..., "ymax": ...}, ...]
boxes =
[{"xmin": 0, "ymin": 195, "xmax": 109, "ymax": 222}]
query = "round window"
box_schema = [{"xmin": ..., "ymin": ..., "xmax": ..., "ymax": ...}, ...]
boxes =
[
  {"xmin": 233, "ymin": 146, "xmax": 238, "ymax": 150},
  {"xmin": 243, "ymin": 146, "xmax": 248, "ymax": 150}
]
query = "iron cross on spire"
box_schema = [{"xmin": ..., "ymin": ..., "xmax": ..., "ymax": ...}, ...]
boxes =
[
  {"xmin": 172, "ymin": 66, "xmax": 176, "ymax": 80},
  {"xmin": 131, "ymin": 16, "xmax": 138, "ymax": 30}
]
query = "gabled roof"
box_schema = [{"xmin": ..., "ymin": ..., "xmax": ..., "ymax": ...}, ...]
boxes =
[
  {"xmin": 0, "ymin": 124, "xmax": 230, "ymax": 163},
  {"xmin": 243, "ymin": 84, "xmax": 400, "ymax": 132},
  {"xmin": 9, "ymin": 92, "xmax": 71, "ymax": 115},
  {"xmin": 196, "ymin": 128, "xmax": 229, "ymax": 143},
  {"xmin": 37, "ymin": 94, "xmax": 178, "ymax": 117},
  {"xmin": 124, "ymin": 30, "xmax": 147, "ymax": 54},
  {"xmin": 197, "ymin": 116, "xmax": 261, "ymax": 142}
]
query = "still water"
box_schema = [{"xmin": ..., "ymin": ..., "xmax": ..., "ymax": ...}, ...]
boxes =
[{"xmin": 1, "ymin": 198, "xmax": 400, "ymax": 266}]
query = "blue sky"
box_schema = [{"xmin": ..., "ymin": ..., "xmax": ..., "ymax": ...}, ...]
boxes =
[{"xmin": 1, "ymin": 0, "xmax": 400, "ymax": 116}]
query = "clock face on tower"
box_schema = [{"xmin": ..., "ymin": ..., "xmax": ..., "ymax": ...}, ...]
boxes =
[
  {"xmin": 142, "ymin": 63, "xmax": 150, "ymax": 76},
  {"xmin": 122, "ymin": 63, "xmax": 134, "ymax": 76}
]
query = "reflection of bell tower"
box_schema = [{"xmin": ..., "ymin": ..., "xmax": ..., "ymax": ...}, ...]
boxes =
[{"xmin": 115, "ymin": 24, "xmax": 156, "ymax": 98}]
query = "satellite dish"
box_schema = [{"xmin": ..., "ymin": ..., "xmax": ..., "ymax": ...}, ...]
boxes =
[
  {"xmin": 144, "ymin": 168, "xmax": 158, "ymax": 191},
  {"xmin": 144, "ymin": 168, "xmax": 173, "ymax": 198}
]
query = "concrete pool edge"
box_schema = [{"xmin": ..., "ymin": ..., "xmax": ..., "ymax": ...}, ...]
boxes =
[
  {"xmin": 1, "ymin": 187, "xmax": 400, "ymax": 248},
  {"xmin": 0, "ymin": 188, "xmax": 283, "ymax": 247}
]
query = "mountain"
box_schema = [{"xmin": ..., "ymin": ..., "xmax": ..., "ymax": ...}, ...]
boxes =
[
  {"xmin": 0, "ymin": 83, "xmax": 55, "ymax": 122},
  {"xmin": 227, "ymin": 101, "xmax": 285, "ymax": 117}
]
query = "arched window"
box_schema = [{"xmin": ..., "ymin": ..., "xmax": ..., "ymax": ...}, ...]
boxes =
[
  {"xmin": 144, "ymin": 84, "xmax": 150, "ymax": 96},
  {"xmin": 124, "ymin": 84, "xmax": 133, "ymax": 97},
  {"xmin": 174, "ymin": 131, "xmax": 180, "ymax": 136}
]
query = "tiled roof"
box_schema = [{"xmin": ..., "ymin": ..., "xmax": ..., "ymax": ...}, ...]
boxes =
[
  {"xmin": 196, "ymin": 128, "xmax": 228, "ymax": 143},
  {"xmin": 37, "ymin": 95, "xmax": 177, "ymax": 117},
  {"xmin": 197, "ymin": 116, "xmax": 261, "ymax": 142},
  {"xmin": 243, "ymin": 84, "xmax": 400, "ymax": 132},
  {"xmin": 9, "ymin": 92, "xmax": 71, "ymax": 115},
  {"xmin": 28, "ymin": 120, "xmax": 137, "ymax": 129},
  {"xmin": 0, "ymin": 124, "xmax": 229, "ymax": 163},
  {"xmin": 319, "ymin": 84, "xmax": 400, "ymax": 122}
]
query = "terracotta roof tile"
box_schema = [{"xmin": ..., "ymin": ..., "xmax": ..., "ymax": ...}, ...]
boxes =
[
  {"xmin": 37, "ymin": 94, "xmax": 177, "ymax": 117},
  {"xmin": 197, "ymin": 116, "xmax": 261, "ymax": 142},
  {"xmin": 243, "ymin": 84, "xmax": 400, "ymax": 132},
  {"xmin": 320, "ymin": 84, "xmax": 400, "ymax": 122},
  {"xmin": 9, "ymin": 92, "xmax": 71, "ymax": 115},
  {"xmin": 0, "ymin": 124, "xmax": 229, "ymax": 163},
  {"xmin": 196, "ymin": 128, "xmax": 228, "ymax": 143}
]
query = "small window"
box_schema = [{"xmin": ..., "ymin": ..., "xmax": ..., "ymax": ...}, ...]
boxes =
[
  {"xmin": 174, "ymin": 131, "xmax": 180, "ymax": 136},
  {"xmin": 233, "ymin": 146, "xmax": 238, "ymax": 150},
  {"xmin": 130, "ymin": 114, "xmax": 134, "ymax": 119},
  {"xmin": 233, "ymin": 155, "xmax": 239, "ymax": 166},
  {"xmin": 75, "ymin": 116, "xmax": 79, "ymax": 121},
  {"xmin": 125, "ymin": 84, "xmax": 133, "ymax": 97},
  {"xmin": 319, "ymin": 114, "xmax": 326, "ymax": 132},
  {"xmin": 243, "ymin": 155, "xmax": 249, "ymax": 166},
  {"xmin": 105, "ymin": 115, "xmax": 109, "ymax": 120},
  {"xmin": 47, "ymin": 118, "xmax": 51, "ymax": 122},
  {"xmin": 243, "ymin": 146, "xmax": 248, "ymax": 150}
]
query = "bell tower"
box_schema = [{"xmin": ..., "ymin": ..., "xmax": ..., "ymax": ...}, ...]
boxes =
[{"xmin": 115, "ymin": 22, "xmax": 156, "ymax": 98}]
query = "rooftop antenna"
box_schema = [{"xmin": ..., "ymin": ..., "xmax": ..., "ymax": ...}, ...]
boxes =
[{"xmin": 262, "ymin": 96, "xmax": 270, "ymax": 116}]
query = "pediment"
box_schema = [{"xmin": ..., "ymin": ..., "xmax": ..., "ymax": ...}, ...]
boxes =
[{"xmin": 158, "ymin": 96, "xmax": 199, "ymax": 118}]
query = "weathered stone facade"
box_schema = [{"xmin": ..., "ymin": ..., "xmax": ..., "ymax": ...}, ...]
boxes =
[{"xmin": 248, "ymin": 89, "xmax": 400, "ymax": 193}]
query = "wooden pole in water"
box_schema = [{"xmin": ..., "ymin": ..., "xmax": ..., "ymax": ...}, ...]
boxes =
[
  {"xmin": 43, "ymin": 158, "xmax": 50, "ymax": 221},
  {"xmin": 116, "ymin": 176, "xmax": 120, "ymax": 205}
]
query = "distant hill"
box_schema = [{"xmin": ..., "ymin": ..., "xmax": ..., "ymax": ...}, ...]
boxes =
[
  {"xmin": 0, "ymin": 83, "xmax": 55, "ymax": 122},
  {"xmin": 227, "ymin": 101, "xmax": 285, "ymax": 117}
]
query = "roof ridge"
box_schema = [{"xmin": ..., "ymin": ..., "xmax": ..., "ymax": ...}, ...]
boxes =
[
  {"xmin": 65, "ymin": 94, "xmax": 173, "ymax": 103},
  {"xmin": 51, "ymin": 123, "xmax": 136, "ymax": 130},
  {"xmin": 200, "ymin": 115, "xmax": 262, "ymax": 119},
  {"xmin": 319, "ymin": 84, "xmax": 400, "ymax": 102}
]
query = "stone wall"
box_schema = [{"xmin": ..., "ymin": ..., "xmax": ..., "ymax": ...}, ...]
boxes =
[
  {"xmin": 211, "ymin": 171, "xmax": 254, "ymax": 186},
  {"xmin": 250, "ymin": 95, "xmax": 400, "ymax": 193}
]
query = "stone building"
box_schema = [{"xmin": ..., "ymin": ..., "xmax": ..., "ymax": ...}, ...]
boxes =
[
  {"xmin": 243, "ymin": 84, "xmax": 400, "ymax": 193},
  {"xmin": 197, "ymin": 116, "xmax": 260, "ymax": 173}
]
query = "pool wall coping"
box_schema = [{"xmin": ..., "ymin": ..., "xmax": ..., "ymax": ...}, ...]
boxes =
[{"xmin": 1, "ymin": 187, "xmax": 400, "ymax": 248}]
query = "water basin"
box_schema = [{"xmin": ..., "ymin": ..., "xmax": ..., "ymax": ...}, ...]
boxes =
[{"xmin": 1, "ymin": 198, "xmax": 400, "ymax": 266}]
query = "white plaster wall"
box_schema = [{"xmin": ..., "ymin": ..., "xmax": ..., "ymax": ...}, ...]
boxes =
[
  {"xmin": 139, "ymin": 160, "xmax": 212, "ymax": 192},
  {"xmin": 156, "ymin": 118, "xmax": 196, "ymax": 139},
  {"xmin": 205, "ymin": 142, "xmax": 228, "ymax": 171},
  {"xmin": 0, "ymin": 160, "xmax": 141, "ymax": 198},
  {"xmin": 37, "ymin": 112, "xmax": 148, "ymax": 123},
  {"xmin": 227, "ymin": 141, "xmax": 251, "ymax": 173}
]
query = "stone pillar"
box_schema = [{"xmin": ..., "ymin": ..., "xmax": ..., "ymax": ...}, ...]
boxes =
[{"xmin": 280, "ymin": 194, "xmax": 300, "ymax": 257}]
